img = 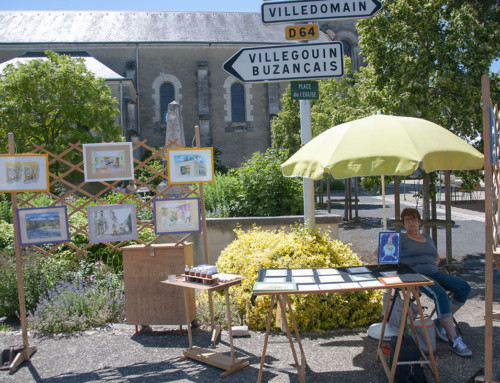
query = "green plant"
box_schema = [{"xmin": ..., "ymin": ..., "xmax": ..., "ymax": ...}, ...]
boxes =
[
  {"xmin": 0, "ymin": 252, "xmax": 73, "ymax": 318},
  {"xmin": 0, "ymin": 194, "xmax": 12, "ymax": 223},
  {"xmin": 329, "ymin": 179, "xmax": 345, "ymax": 191},
  {"xmin": 27, "ymin": 261, "xmax": 125, "ymax": 333},
  {"xmin": 215, "ymin": 225, "xmax": 382, "ymax": 332},
  {"xmin": 205, "ymin": 149, "xmax": 303, "ymax": 217},
  {"xmin": 203, "ymin": 172, "xmax": 239, "ymax": 217},
  {"xmin": 0, "ymin": 221, "xmax": 15, "ymax": 255}
]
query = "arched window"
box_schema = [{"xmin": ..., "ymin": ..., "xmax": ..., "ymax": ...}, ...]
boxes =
[
  {"xmin": 341, "ymin": 40, "xmax": 351, "ymax": 59},
  {"xmin": 160, "ymin": 83, "xmax": 175, "ymax": 123},
  {"xmin": 231, "ymin": 83, "xmax": 245, "ymax": 123}
]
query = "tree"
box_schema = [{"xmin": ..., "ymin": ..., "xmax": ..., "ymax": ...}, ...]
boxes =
[
  {"xmin": 0, "ymin": 51, "xmax": 121, "ymax": 155},
  {"xmin": 271, "ymin": 57, "xmax": 376, "ymax": 156},
  {"xmin": 357, "ymin": 0, "xmax": 500, "ymax": 141},
  {"xmin": 356, "ymin": 0, "xmax": 500, "ymax": 219}
]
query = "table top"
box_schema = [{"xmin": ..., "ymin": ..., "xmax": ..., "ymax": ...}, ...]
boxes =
[
  {"xmin": 252, "ymin": 264, "xmax": 433, "ymax": 295},
  {"xmin": 162, "ymin": 275, "xmax": 244, "ymax": 291}
]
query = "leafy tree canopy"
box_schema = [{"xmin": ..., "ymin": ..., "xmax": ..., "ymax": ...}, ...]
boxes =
[
  {"xmin": 357, "ymin": 0, "xmax": 500, "ymax": 141},
  {"xmin": 271, "ymin": 57, "xmax": 377, "ymax": 156},
  {"xmin": 0, "ymin": 51, "xmax": 122, "ymax": 154}
]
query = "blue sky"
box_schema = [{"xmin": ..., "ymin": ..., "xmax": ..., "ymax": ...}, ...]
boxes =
[
  {"xmin": 2, "ymin": 0, "xmax": 499, "ymax": 73},
  {"xmin": 0, "ymin": 0, "xmax": 261, "ymax": 13}
]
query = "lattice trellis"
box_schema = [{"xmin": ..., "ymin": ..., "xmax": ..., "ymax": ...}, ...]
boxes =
[
  {"xmin": 21, "ymin": 139, "xmax": 201, "ymax": 258},
  {"xmin": 489, "ymin": 100, "xmax": 500, "ymax": 271}
]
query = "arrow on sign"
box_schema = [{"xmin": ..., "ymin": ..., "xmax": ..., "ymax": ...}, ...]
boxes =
[
  {"xmin": 262, "ymin": 0, "xmax": 382, "ymax": 24},
  {"xmin": 223, "ymin": 42, "xmax": 344, "ymax": 83}
]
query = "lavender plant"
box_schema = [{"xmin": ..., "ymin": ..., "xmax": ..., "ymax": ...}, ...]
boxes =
[{"xmin": 27, "ymin": 261, "xmax": 125, "ymax": 333}]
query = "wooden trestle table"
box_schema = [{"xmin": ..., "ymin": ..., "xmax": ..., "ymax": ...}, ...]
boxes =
[
  {"xmin": 162, "ymin": 276, "xmax": 250, "ymax": 378},
  {"xmin": 252, "ymin": 265, "xmax": 440, "ymax": 383}
]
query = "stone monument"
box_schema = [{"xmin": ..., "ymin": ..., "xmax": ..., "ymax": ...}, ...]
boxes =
[{"xmin": 158, "ymin": 101, "xmax": 187, "ymax": 197}]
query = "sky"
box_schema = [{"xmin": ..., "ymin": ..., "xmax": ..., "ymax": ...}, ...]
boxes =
[{"xmin": 1, "ymin": 0, "xmax": 499, "ymax": 73}]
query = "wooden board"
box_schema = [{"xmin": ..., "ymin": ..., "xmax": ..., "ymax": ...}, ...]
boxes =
[
  {"xmin": 122, "ymin": 243, "xmax": 195, "ymax": 325},
  {"xmin": 183, "ymin": 346, "xmax": 250, "ymax": 376}
]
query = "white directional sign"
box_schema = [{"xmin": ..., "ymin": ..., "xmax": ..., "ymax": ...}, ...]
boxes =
[
  {"xmin": 262, "ymin": 0, "xmax": 382, "ymax": 24},
  {"xmin": 223, "ymin": 42, "xmax": 343, "ymax": 83}
]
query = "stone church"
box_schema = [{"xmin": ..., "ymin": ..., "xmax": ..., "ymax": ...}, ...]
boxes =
[{"xmin": 0, "ymin": 11, "xmax": 361, "ymax": 167}]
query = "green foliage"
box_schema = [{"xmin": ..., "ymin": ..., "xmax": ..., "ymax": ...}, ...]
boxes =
[
  {"xmin": 0, "ymin": 221, "xmax": 15, "ymax": 255},
  {"xmin": 360, "ymin": 176, "xmax": 395, "ymax": 195},
  {"xmin": 203, "ymin": 172, "xmax": 239, "ymax": 217},
  {"xmin": 357, "ymin": 0, "xmax": 500, "ymax": 141},
  {"xmin": 0, "ymin": 50, "xmax": 122, "ymax": 156},
  {"xmin": 0, "ymin": 252, "xmax": 72, "ymax": 318},
  {"xmin": 271, "ymin": 57, "xmax": 377, "ymax": 155},
  {"xmin": 27, "ymin": 261, "xmax": 125, "ymax": 333},
  {"xmin": 213, "ymin": 146, "xmax": 228, "ymax": 174},
  {"xmin": 0, "ymin": 194, "xmax": 12, "ymax": 223},
  {"xmin": 216, "ymin": 226, "xmax": 382, "ymax": 332},
  {"xmin": 329, "ymin": 179, "xmax": 346, "ymax": 192},
  {"xmin": 270, "ymin": 91, "xmax": 301, "ymax": 155},
  {"xmin": 204, "ymin": 149, "xmax": 303, "ymax": 217},
  {"xmin": 135, "ymin": 150, "xmax": 165, "ymax": 189}
]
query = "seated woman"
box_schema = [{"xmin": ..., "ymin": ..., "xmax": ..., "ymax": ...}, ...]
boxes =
[{"xmin": 399, "ymin": 207, "xmax": 472, "ymax": 357}]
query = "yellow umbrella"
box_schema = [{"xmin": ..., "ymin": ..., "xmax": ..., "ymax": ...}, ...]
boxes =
[
  {"xmin": 282, "ymin": 114, "xmax": 484, "ymax": 179},
  {"xmin": 281, "ymin": 114, "xmax": 484, "ymax": 229}
]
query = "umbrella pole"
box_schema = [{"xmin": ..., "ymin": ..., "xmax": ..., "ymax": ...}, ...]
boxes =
[{"xmin": 382, "ymin": 175, "xmax": 387, "ymax": 230}]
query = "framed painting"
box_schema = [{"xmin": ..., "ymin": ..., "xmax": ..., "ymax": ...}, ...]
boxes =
[
  {"xmin": 153, "ymin": 198, "xmax": 201, "ymax": 234},
  {"xmin": 17, "ymin": 206, "xmax": 69, "ymax": 246},
  {"xmin": 87, "ymin": 204, "xmax": 138, "ymax": 243},
  {"xmin": 167, "ymin": 148, "xmax": 214, "ymax": 184},
  {"xmin": 83, "ymin": 142, "xmax": 134, "ymax": 182},
  {"xmin": 378, "ymin": 232, "xmax": 401, "ymax": 264},
  {"xmin": 0, "ymin": 154, "xmax": 49, "ymax": 192}
]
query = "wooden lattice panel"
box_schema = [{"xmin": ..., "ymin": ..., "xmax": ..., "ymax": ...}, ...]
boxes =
[
  {"xmin": 490, "ymin": 100, "xmax": 500, "ymax": 271},
  {"xmin": 20, "ymin": 139, "xmax": 199, "ymax": 258}
]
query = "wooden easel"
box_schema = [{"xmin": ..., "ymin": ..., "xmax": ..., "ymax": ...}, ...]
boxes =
[
  {"xmin": 482, "ymin": 74, "xmax": 499, "ymax": 383},
  {"xmin": 5, "ymin": 133, "xmax": 37, "ymax": 374}
]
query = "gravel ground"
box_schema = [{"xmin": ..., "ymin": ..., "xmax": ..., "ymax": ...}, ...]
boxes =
[{"xmin": 1, "ymin": 193, "xmax": 499, "ymax": 382}]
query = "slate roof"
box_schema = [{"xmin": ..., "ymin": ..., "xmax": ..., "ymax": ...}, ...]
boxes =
[
  {"xmin": 0, "ymin": 52, "xmax": 125, "ymax": 80},
  {"xmin": 0, "ymin": 11, "xmax": 328, "ymax": 44}
]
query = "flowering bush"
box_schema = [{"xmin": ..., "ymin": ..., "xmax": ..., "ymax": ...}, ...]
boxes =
[
  {"xmin": 0, "ymin": 252, "xmax": 72, "ymax": 318},
  {"xmin": 216, "ymin": 225, "xmax": 383, "ymax": 332},
  {"xmin": 27, "ymin": 261, "xmax": 125, "ymax": 333}
]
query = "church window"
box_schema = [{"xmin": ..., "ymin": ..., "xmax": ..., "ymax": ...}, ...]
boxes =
[
  {"xmin": 231, "ymin": 83, "xmax": 245, "ymax": 122},
  {"xmin": 160, "ymin": 83, "xmax": 175, "ymax": 123}
]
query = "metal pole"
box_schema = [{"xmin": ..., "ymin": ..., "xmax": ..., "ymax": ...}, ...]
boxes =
[{"xmin": 300, "ymin": 99, "xmax": 315, "ymax": 228}]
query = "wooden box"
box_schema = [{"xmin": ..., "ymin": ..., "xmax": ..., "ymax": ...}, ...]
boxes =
[{"xmin": 122, "ymin": 243, "xmax": 196, "ymax": 325}]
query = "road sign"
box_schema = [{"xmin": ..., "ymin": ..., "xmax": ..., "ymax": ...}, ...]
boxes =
[
  {"xmin": 285, "ymin": 24, "xmax": 319, "ymax": 41},
  {"xmin": 223, "ymin": 42, "xmax": 343, "ymax": 83},
  {"xmin": 291, "ymin": 81, "xmax": 319, "ymax": 100},
  {"xmin": 262, "ymin": 0, "xmax": 382, "ymax": 24}
]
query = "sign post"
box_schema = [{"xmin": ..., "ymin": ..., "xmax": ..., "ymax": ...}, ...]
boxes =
[{"xmin": 223, "ymin": 0, "xmax": 382, "ymax": 228}]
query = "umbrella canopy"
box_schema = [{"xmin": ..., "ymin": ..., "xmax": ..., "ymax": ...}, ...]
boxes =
[{"xmin": 281, "ymin": 114, "xmax": 484, "ymax": 180}]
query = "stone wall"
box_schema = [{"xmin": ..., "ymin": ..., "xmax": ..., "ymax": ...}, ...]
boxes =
[{"xmin": 167, "ymin": 215, "xmax": 343, "ymax": 266}]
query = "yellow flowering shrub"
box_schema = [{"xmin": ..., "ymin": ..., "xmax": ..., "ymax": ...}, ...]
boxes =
[{"xmin": 216, "ymin": 225, "xmax": 383, "ymax": 332}]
